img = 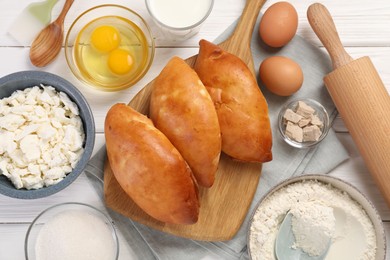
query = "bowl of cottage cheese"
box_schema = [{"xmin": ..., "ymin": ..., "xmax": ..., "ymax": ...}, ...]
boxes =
[
  {"xmin": 247, "ymin": 175, "xmax": 386, "ymax": 260},
  {"xmin": 0, "ymin": 71, "xmax": 95, "ymax": 199}
]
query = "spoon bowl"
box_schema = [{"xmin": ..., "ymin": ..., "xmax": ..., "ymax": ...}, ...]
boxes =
[
  {"xmin": 29, "ymin": 23, "xmax": 63, "ymax": 67},
  {"xmin": 29, "ymin": 0, "xmax": 74, "ymax": 67},
  {"xmin": 275, "ymin": 212, "xmax": 330, "ymax": 260}
]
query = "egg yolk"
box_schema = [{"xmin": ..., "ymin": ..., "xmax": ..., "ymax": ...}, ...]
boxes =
[
  {"xmin": 90, "ymin": 25, "xmax": 121, "ymax": 53},
  {"xmin": 108, "ymin": 49, "xmax": 134, "ymax": 75}
]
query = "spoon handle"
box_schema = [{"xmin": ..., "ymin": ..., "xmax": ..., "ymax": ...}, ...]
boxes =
[{"xmin": 55, "ymin": 0, "xmax": 74, "ymax": 24}]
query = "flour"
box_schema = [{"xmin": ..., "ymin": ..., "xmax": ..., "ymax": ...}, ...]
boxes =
[
  {"xmin": 35, "ymin": 210, "xmax": 117, "ymax": 260},
  {"xmin": 249, "ymin": 180, "xmax": 377, "ymax": 260},
  {"xmin": 291, "ymin": 202, "xmax": 335, "ymax": 256}
]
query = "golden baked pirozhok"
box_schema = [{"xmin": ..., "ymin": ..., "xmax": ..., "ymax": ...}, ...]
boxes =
[
  {"xmin": 105, "ymin": 104, "xmax": 200, "ymax": 225},
  {"xmin": 194, "ymin": 40, "xmax": 273, "ymax": 163},
  {"xmin": 150, "ymin": 57, "xmax": 221, "ymax": 187}
]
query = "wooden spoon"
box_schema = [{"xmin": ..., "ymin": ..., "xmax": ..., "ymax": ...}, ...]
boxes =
[{"xmin": 29, "ymin": 0, "xmax": 74, "ymax": 67}]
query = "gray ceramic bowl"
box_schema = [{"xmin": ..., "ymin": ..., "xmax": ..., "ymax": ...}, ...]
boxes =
[
  {"xmin": 0, "ymin": 71, "xmax": 95, "ymax": 199},
  {"xmin": 247, "ymin": 175, "xmax": 386, "ymax": 260}
]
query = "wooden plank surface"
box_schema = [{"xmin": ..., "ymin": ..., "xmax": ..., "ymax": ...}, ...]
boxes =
[{"xmin": 0, "ymin": 0, "xmax": 389, "ymax": 258}]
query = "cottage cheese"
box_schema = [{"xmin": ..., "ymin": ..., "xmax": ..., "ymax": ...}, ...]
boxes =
[
  {"xmin": 249, "ymin": 180, "xmax": 377, "ymax": 260},
  {"xmin": 0, "ymin": 85, "xmax": 85, "ymax": 190}
]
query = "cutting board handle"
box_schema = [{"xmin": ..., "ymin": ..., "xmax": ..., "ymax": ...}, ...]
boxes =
[
  {"xmin": 228, "ymin": 0, "xmax": 266, "ymax": 45},
  {"xmin": 307, "ymin": 3, "xmax": 353, "ymax": 69},
  {"xmin": 219, "ymin": 0, "xmax": 267, "ymax": 75}
]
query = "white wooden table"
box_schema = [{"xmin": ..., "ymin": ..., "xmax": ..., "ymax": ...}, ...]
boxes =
[{"xmin": 0, "ymin": 0, "xmax": 389, "ymax": 259}]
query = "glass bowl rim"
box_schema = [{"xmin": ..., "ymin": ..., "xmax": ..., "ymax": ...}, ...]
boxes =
[{"xmin": 64, "ymin": 4, "xmax": 155, "ymax": 91}]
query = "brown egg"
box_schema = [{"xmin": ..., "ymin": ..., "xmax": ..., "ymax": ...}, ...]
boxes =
[
  {"xmin": 259, "ymin": 2, "xmax": 298, "ymax": 48},
  {"xmin": 259, "ymin": 56, "xmax": 303, "ymax": 96}
]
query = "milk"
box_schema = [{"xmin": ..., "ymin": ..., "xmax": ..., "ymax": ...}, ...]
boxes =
[{"xmin": 147, "ymin": 0, "xmax": 213, "ymax": 28}]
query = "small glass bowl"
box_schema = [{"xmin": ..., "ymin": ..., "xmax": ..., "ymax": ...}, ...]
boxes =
[
  {"xmin": 65, "ymin": 4, "xmax": 155, "ymax": 91},
  {"xmin": 278, "ymin": 98, "xmax": 330, "ymax": 148},
  {"xmin": 145, "ymin": 0, "xmax": 214, "ymax": 41},
  {"xmin": 25, "ymin": 202, "xmax": 119, "ymax": 260}
]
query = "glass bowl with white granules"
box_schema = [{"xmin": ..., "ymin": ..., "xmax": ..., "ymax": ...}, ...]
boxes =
[
  {"xmin": 278, "ymin": 98, "xmax": 330, "ymax": 148},
  {"xmin": 0, "ymin": 71, "xmax": 95, "ymax": 199},
  {"xmin": 247, "ymin": 175, "xmax": 386, "ymax": 260},
  {"xmin": 25, "ymin": 202, "xmax": 119, "ymax": 260}
]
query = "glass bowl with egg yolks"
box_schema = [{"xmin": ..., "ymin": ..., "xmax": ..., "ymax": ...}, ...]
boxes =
[{"xmin": 65, "ymin": 5, "xmax": 155, "ymax": 91}]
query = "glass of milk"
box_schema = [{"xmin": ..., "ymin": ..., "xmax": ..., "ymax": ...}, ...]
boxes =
[{"xmin": 145, "ymin": 0, "xmax": 214, "ymax": 40}]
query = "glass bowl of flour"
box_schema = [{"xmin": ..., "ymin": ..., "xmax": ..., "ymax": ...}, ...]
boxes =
[
  {"xmin": 247, "ymin": 175, "xmax": 386, "ymax": 260},
  {"xmin": 25, "ymin": 202, "xmax": 119, "ymax": 260}
]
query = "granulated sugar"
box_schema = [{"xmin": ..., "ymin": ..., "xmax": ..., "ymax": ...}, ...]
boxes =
[
  {"xmin": 249, "ymin": 180, "xmax": 377, "ymax": 260},
  {"xmin": 35, "ymin": 210, "xmax": 117, "ymax": 260}
]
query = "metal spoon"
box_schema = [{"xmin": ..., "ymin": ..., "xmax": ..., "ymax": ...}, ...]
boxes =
[
  {"xmin": 29, "ymin": 0, "xmax": 74, "ymax": 67},
  {"xmin": 275, "ymin": 212, "xmax": 331, "ymax": 260}
]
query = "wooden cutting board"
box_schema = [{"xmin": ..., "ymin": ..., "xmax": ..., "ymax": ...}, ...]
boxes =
[{"xmin": 104, "ymin": 0, "xmax": 267, "ymax": 241}]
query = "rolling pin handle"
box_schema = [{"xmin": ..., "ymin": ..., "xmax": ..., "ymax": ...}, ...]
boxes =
[{"xmin": 307, "ymin": 3, "xmax": 353, "ymax": 69}]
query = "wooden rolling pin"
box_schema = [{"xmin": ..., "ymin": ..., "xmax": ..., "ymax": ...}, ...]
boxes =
[{"xmin": 307, "ymin": 3, "xmax": 390, "ymax": 207}]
